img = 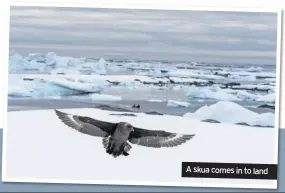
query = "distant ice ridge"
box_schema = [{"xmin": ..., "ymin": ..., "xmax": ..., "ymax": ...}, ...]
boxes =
[
  {"xmin": 247, "ymin": 66, "xmax": 263, "ymax": 72},
  {"xmin": 8, "ymin": 75, "xmax": 107, "ymax": 98},
  {"xmin": 167, "ymin": 100, "xmax": 190, "ymax": 108},
  {"xmin": 183, "ymin": 101, "xmax": 275, "ymax": 127},
  {"xmin": 9, "ymin": 52, "xmax": 107, "ymax": 75},
  {"xmin": 78, "ymin": 58, "xmax": 107, "ymax": 75},
  {"xmin": 9, "ymin": 53, "xmax": 46, "ymax": 73},
  {"xmin": 46, "ymin": 52, "xmax": 107, "ymax": 75}
]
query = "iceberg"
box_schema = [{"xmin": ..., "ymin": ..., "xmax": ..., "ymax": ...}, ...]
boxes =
[
  {"xmin": 45, "ymin": 52, "xmax": 57, "ymax": 66},
  {"xmin": 46, "ymin": 77, "xmax": 105, "ymax": 94},
  {"xmin": 9, "ymin": 53, "xmax": 45, "ymax": 73},
  {"xmin": 247, "ymin": 66, "xmax": 263, "ymax": 72},
  {"xmin": 26, "ymin": 53, "xmax": 46, "ymax": 63},
  {"xmin": 45, "ymin": 52, "xmax": 85, "ymax": 69},
  {"xmin": 183, "ymin": 101, "xmax": 274, "ymax": 127},
  {"xmin": 80, "ymin": 58, "xmax": 107, "ymax": 75}
]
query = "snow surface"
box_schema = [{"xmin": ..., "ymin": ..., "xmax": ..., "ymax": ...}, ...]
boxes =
[
  {"xmin": 167, "ymin": 100, "xmax": 191, "ymax": 108},
  {"xmin": 183, "ymin": 101, "xmax": 275, "ymax": 127},
  {"xmin": 4, "ymin": 108, "xmax": 277, "ymax": 188}
]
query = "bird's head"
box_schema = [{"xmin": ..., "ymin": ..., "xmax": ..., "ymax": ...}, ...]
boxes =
[{"xmin": 118, "ymin": 122, "xmax": 134, "ymax": 133}]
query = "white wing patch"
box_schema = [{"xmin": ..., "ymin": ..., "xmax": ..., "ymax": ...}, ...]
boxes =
[
  {"xmin": 131, "ymin": 133, "xmax": 195, "ymax": 148},
  {"xmin": 55, "ymin": 110, "xmax": 83, "ymax": 131}
]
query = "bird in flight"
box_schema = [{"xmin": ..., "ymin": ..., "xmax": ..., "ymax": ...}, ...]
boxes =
[{"xmin": 54, "ymin": 109, "xmax": 195, "ymax": 158}]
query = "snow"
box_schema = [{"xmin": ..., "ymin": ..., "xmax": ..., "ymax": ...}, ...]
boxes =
[
  {"xmin": 90, "ymin": 94, "xmax": 122, "ymax": 101},
  {"xmin": 183, "ymin": 101, "xmax": 275, "ymax": 127},
  {"xmin": 185, "ymin": 86, "xmax": 241, "ymax": 101},
  {"xmin": 4, "ymin": 108, "xmax": 277, "ymax": 188},
  {"xmin": 167, "ymin": 100, "xmax": 191, "ymax": 108}
]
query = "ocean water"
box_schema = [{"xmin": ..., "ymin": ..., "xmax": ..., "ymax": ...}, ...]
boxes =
[{"xmin": 8, "ymin": 52, "xmax": 276, "ymax": 118}]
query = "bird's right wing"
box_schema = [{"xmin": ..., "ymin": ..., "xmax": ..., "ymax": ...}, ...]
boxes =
[
  {"xmin": 128, "ymin": 127, "xmax": 195, "ymax": 148},
  {"xmin": 55, "ymin": 109, "xmax": 117, "ymax": 137}
]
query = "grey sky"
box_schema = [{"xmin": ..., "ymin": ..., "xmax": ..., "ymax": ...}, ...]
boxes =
[{"xmin": 9, "ymin": 6, "xmax": 278, "ymax": 64}]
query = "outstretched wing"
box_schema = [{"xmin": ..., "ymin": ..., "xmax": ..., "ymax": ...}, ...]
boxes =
[
  {"xmin": 128, "ymin": 127, "xmax": 195, "ymax": 148},
  {"xmin": 55, "ymin": 109, "xmax": 117, "ymax": 137}
]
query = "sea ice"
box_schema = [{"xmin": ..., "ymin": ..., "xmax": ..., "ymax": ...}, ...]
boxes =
[
  {"xmin": 167, "ymin": 100, "xmax": 191, "ymax": 108},
  {"xmin": 256, "ymin": 93, "xmax": 275, "ymax": 103},
  {"xmin": 89, "ymin": 94, "xmax": 122, "ymax": 101},
  {"xmin": 185, "ymin": 86, "xmax": 241, "ymax": 101}
]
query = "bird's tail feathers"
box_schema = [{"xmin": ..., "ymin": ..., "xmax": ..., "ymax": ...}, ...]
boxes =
[
  {"xmin": 102, "ymin": 136, "xmax": 111, "ymax": 150},
  {"xmin": 124, "ymin": 142, "xmax": 132, "ymax": 153},
  {"xmin": 102, "ymin": 137, "xmax": 132, "ymax": 158}
]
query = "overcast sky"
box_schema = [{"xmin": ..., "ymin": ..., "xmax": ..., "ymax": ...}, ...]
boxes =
[{"xmin": 9, "ymin": 6, "xmax": 278, "ymax": 65}]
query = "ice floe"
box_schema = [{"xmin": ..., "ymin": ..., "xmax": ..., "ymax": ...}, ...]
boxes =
[{"xmin": 167, "ymin": 100, "xmax": 191, "ymax": 108}]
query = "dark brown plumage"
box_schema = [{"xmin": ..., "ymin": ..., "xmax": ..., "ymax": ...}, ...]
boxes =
[{"xmin": 55, "ymin": 109, "xmax": 195, "ymax": 158}]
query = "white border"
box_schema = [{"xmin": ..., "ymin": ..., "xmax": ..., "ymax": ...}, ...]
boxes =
[{"xmin": 1, "ymin": 1, "xmax": 282, "ymax": 190}]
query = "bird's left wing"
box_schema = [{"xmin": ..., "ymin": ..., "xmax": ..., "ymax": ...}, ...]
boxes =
[
  {"xmin": 128, "ymin": 126, "xmax": 195, "ymax": 148},
  {"xmin": 55, "ymin": 109, "xmax": 117, "ymax": 137}
]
